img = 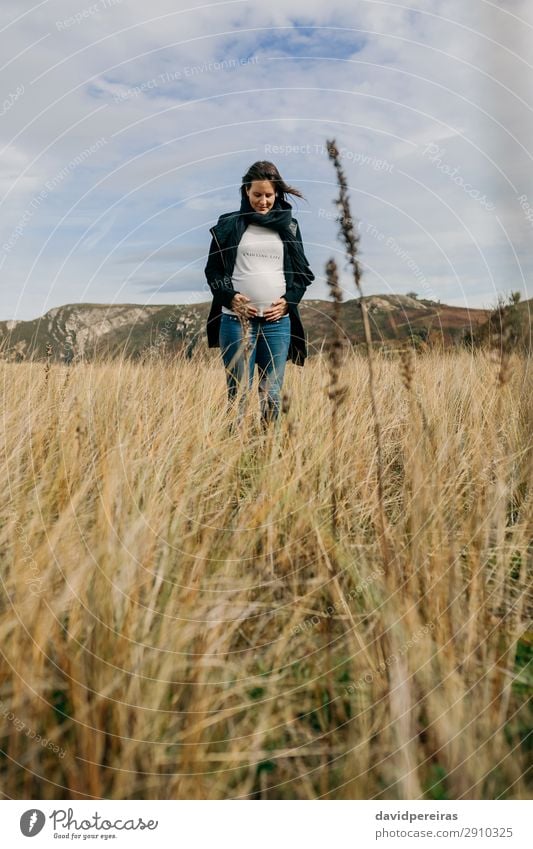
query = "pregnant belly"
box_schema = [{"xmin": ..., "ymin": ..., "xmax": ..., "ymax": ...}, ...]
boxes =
[{"xmin": 231, "ymin": 273, "xmax": 286, "ymax": 317}]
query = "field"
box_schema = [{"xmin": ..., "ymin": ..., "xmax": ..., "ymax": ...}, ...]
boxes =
[{"xmin": 0, "ymin": 349, "xmax": 531, "ymax": 799}]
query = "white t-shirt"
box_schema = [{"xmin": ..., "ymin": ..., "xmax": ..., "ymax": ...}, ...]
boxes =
[{"xmin": 221, "ymin": 224, "xmax": 285, "ymax": 317}]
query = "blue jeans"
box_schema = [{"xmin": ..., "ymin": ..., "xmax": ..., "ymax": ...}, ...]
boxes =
[{"xmin": 219, "ymin": 313, "xmax": 291, "ymax": 425}]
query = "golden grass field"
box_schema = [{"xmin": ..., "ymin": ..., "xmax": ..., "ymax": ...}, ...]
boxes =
[{"xmin": 0, "ymin": 348, "xmax": 531, "ymax": 800}]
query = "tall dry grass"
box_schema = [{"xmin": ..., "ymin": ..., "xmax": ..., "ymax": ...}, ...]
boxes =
[{"xmin": 0, "ymin": 348, "xmax": 531, "ymax": 799}]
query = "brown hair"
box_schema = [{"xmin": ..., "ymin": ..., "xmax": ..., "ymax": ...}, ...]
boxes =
[{"xmin": 240, "ymin": 160, "xmax": 305, "ymax": 204}]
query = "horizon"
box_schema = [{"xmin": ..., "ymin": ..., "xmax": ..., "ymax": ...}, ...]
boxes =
[{"xmin": 0, "ymin": 291, "xmax": 509, "ymax": 325}]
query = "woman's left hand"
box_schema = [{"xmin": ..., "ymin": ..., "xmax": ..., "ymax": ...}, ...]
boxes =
[{"xmin": 263, "ymin": 298, "xmax": 289, "ymax": 321}]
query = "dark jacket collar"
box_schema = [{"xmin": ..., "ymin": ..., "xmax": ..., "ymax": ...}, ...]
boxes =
[{"xmin": 210, "ymin": 199, "xmax": 298, "ymax": 243}]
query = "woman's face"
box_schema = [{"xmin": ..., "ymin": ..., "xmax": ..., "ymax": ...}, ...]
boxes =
[{"xmin": 246, "ymin": 180, "xmax": 276, "ymax": 214}]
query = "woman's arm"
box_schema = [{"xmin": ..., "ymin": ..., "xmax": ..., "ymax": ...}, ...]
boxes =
[
  {"xmin": 282, "ymin": 220, "xmax": 315, "ymax": 308},
  {"xmin": 293, "ymin": 221, "xmax": 315, "ymax": 288},
  {"xmin": 204, "ymin": 233, "xmax": 240, "ymax": 310}
]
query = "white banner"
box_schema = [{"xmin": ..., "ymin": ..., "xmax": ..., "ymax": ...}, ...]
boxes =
[{"xmin": 2, "ymin": 800, "xmax": 530, "ymax": 848}]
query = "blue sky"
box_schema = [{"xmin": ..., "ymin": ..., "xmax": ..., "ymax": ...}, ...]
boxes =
[{"xmin": 1, "ymin": 0, "xmax": 532, "ymax": 320}]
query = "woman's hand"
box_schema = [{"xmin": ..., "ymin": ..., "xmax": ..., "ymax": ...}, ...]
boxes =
[
  {"xmin": 263, "ymin": 298, "xmax": 289, "ymax": 321},
  {"xmin": 230, "ymin": 293, "xmax": 258, "ymax": 318}
]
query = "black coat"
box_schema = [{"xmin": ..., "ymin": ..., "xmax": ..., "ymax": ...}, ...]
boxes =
[{"xmin": 204, "ymin": 202, "xmax": 315, "ymax": 366}]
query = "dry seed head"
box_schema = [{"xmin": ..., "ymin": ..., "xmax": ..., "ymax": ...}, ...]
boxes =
[
  {"xmin": 497, "ymin": 353, "xmax": 511, "ymax": 387},
  {"xmin": 325, "ymin": 258, "xmax": 348, "ymax": 406},
  {"xmin": 325, "ymin": 258, "xmax": 342, "ymax": 303},
  {"xmin": 399, "ymin": 347, "xmax": 414, "ymax": 392},
  {"xmin": 326, "ymin": 139, "xmax": 361, "ymax": 284},
  {"xmin": 44, "ymin": 343, "xmax": 53, "ymax": 382},
  {"xmin": 237, "ymin": 313, "xmax": 251, "ymax": 356},
  {"xmin": 328, "ymin": 385, "xmax": 348, "ymax": 404}
]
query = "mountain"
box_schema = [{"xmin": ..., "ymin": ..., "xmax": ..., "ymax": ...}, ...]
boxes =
[
  {"xmin": 0, "ymin": 296, "xmax": 492, "ymax": 362},
  {"xmin": 0, "ymin": 303, "xmax": 205, "ymax": 362}
]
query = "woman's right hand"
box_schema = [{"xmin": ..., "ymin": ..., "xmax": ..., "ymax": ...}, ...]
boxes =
[{"xmin": 230, "ymin": 293, "xmax": 258, "ymax": 318}]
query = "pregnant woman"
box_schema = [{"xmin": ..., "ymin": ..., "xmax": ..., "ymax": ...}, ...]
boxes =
[{"xmin": 204, "ymin": 160, "xmax": 315, "ymax": 429}]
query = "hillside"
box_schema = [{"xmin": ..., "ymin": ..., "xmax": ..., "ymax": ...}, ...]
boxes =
[
  {"xmin": 470, "ymin": 296, "xmax": 532, "ymax": 353},
  {"xmin": 0, "ymin": 296, "xmax": 492, "ymax": 361}
]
